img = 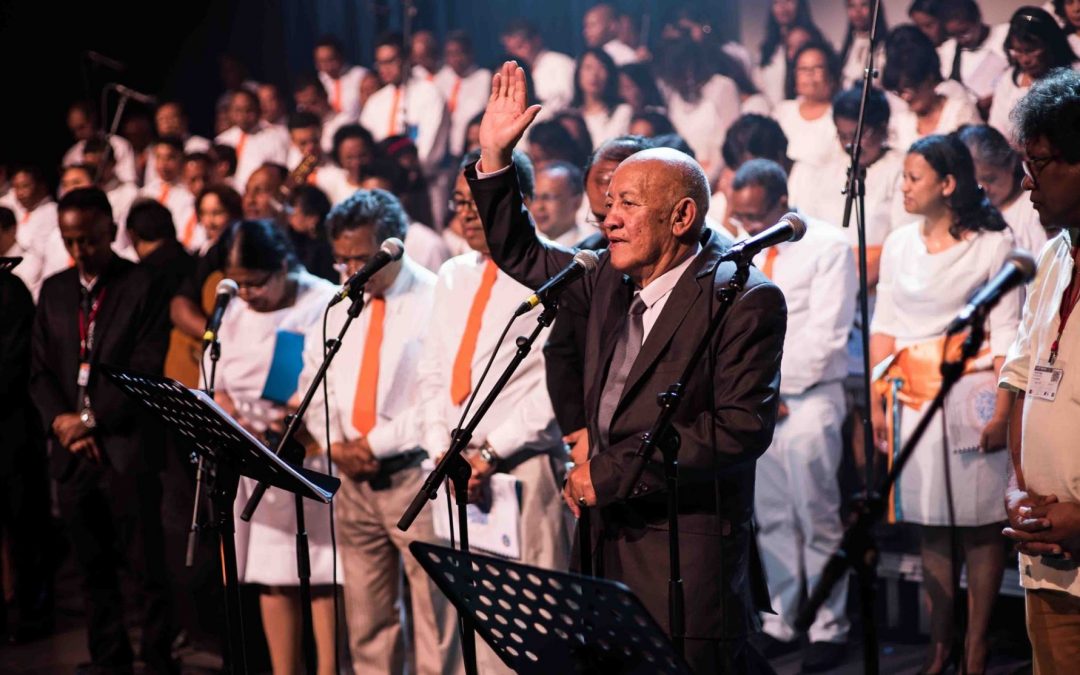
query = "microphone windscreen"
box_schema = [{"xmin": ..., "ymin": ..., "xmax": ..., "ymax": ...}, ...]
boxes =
[
  {"xmin": 573, "ymin": 249, "xmax": 600, "ymax": 272},
  {"xmin": 781, "ymin": 213, "xmax": 808, "ymax": 242},
  {"xmin": 216, "ymin": 278, "xmax": 239, "ymax": 299},
  {"xmin": 381, "ymin": 237, "xmax": 406, "ymax": 260},
  {"xmin": 1008, "ymin": 249, "xmax": 1037, "ymax": 283}
]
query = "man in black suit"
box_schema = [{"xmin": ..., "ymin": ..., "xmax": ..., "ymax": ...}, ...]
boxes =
[
  {"xmin": 30, "ymin": 188, "xmax": 176, "ymax": 674},
  {"xmin": 468, "ymin": 62, "xmax": 787, "ymax": 673}
]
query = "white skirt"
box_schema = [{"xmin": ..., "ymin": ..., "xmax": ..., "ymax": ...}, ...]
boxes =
[{"xmin": 233, "ymin": 453, "xmax": 341, "ymax": 586}]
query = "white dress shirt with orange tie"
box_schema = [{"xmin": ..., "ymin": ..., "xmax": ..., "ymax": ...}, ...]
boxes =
[
  {"xmin": 434, "ymin": 64, "xmax": 492, "ymax": 157},
  {"xmin": 215, "ymin": 120, "xmax": 290, "ymax": 189},
  {"xmin": 359, "ymin": 77, "xmax": 451, "ymax": 173},
  {"xmin": 415, "ymin": 250, "xmax": 570, "ymax": 675},
  {"xmin": 298, "ymin": 256, "xmax": 463, "ymax": 675},
  {"xmin": 141, "ymin": 179, "xmax": 195, "ymax": 255},
  {"xmin": 318, "ymin": 65, "xmax": 369, "ymax": 119},
  {"xmin": 749, "ymin": 217, "xmax": 858, "ymax": 646}
]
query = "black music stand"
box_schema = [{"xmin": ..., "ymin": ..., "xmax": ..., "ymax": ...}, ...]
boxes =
[
  {"xmin": 0, "ymin": 256, "xmax": 23, "ymax": 273},
  {"xmin": 410, "ymin": 542, "xmax": 691, "ymax": 675},
  {"xmin": 101, "ymin": 366, "xmax": 340, "ymax": 674}
]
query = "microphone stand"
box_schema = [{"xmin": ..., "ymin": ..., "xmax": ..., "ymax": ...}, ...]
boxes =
[
  {"xmin": 614, "ymin": 259, "xmax": 751, "ymax": 658},
  {"xmin": 398, "ymin": 301, "xmax": 561, "ymax": 675},
  {"xmin": 833, "ymin": 0, "xmax": 885, "ymax": 670},
  {"xmin": 95, "ymin": 84, "xmax": 133, "ymax": 185},
  {"xmin": 239, "ymin": 289, "xmax": 368, "ymax": 671},
  {"xmin": 798, "ymin": 316, "xmax": 987, "ymax": 675}
]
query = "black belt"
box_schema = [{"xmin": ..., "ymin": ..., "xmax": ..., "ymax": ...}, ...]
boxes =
[{"xmin": 369, "ymin": 449, "xmax": 426, "ymax": 491}]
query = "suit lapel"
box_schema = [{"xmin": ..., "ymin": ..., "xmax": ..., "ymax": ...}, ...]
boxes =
[
  {"xmin": 583, "ymin": 275, "xmax": 633, "ymax": 424},
  {"xmin": 617, "ymin": 232, "xmax": 726, "ymax": 409}
]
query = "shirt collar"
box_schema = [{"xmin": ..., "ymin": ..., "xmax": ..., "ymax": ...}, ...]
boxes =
[{"xmin": 636, "ymin": 243, "xmax": 702, "ymax": 310}]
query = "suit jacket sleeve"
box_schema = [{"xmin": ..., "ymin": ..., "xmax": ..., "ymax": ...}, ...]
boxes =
[
  {"xmin": 465, "ymin": 160, "xmax": 593, "ymax": 316},
  {"xmin": 0, "ymin": 278, "xmax": 34, "ymax": 406},
  {"xmin": 590, "ymin": 282, "xmax": 787, "ymax": 506},
  {"xmin": 30, "ymin": 279, "xmax": 71, "ymax": 429}
]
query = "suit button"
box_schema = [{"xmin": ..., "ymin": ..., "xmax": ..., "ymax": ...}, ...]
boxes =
[
  {"xmin": 632, "ymin": 488, "xmax": 640, "ymax": 496},
  {"xmin": 638, "ymin": 483, "xmax": 648, "ymax": 492}
]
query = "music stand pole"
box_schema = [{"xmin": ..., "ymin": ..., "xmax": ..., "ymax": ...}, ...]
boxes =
[{"xmin": 399, "ymin": 302, "xmax": 561, "ymax": 675}]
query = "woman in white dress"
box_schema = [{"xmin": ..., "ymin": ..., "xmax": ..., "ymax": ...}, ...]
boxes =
[
  {"xmin": 213, "ymin": 220, "xmax": 340, "ymax": 675},
  {"xmin": 320, "ymin": 123, "xmax": 376, "ymax": 205},
  {"xmin": 883, "ymin": 26, "xmax": 981, "ymax": 152},
  {"xmin": 839, "ymin": 0, "xmax": 889, "ymax": 90},
  {"xmin": 571, "ymin": 48, "xmax": 632, "ymax": 150},
  {"xmin": 755, "ymin": 0, "xmax": 823, "ymax": 106},
  {"xmin": 988, "ymin": 7, "xmax": 1079, "ymax": 142},
  {"xmin": 870, "ymin": 135, "xmax": 1020, "ymax": 675},
  {"xmin": 958, "ymin": 124, "xmax": 1050, "ymax": 254},
  {"xmin": 773, "ymin": 41, "xmax": 845, "ymax": 167}
]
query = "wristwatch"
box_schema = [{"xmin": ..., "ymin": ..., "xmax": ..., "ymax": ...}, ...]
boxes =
[
  {"xmin": 79, "ymin": 408, "xmax": 97, "ymax": 430},
  {"xmin": 478, "ymin": 441, "xmax": 501, "ymax": 470}
]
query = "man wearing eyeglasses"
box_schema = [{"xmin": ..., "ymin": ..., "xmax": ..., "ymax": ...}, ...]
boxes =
[
  {"xmin": 297, "ymin": 188, "xmax": 464, "ymax": 675},
  {"xmin": 532, "ymin": 161, "xmax": 592, "ymax": 247},
  {"xmin": 999, "ymin": 69, "xmax": 1080, "ymax": 671}
]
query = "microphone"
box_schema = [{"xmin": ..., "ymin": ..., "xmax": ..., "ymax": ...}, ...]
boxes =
[
  {"xmin": 514, "ymin": 249, "xmax": 600, "ymax": 316},
  {"xmin": 202, "ymin": 279, "xmax": 239, "ymax": 344},
  {"xmin": 328, "ymin": 237, "xmax": 405, "ymax": 306},
  {"xmin": 109, "ymin": 83, "xmax": 157, "ymax": 106},
  {"xmin": 720, "ymin": 212, "xmax": 808, "ymax": 263},
  {"xmin": 945, "ymin": 249, "xmax": 1036, "ymax": 335},
  {"xmin": 85, "ymin": 51, "xmax": 127, "ymax": 71}
]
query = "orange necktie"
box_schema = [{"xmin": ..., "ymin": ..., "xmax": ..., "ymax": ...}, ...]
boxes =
[
  {"xmin": 181, "ymin": 213, "xmax": 198, "ymax": 248},
  {"xmin": 387, "ymin": 87, "xmax": 402, "ymax": 137},
  {"xmin": 332, "ymin": 78, "xmax": 343, "ymax": 114},
  {"xmin": 352, "ymin": 296, "xmax": 386, "ymax": 434},
  {"xmin": 448, "ymin": 78, "xmax": 462, "ymax": 114},
  {"xmin": 235, "ymin": 131, "xmax": 248, "ymax": 163},
  {"xmin": 21, "ymin": 210, "xmax": 29, "ymax": 224},
  {"xmin": 451, "ymin": 260, "xmax": 498, "ymax": 405},
  {"xmin": 157, "ymin": 182, "xmax": 171, "ymax": 205},
  {"xmin": 762, "ymin": 246, "xmax": 779, "ymax": 280}
]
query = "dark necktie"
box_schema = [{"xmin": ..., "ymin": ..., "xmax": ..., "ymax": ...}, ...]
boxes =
[
  {"xmin": 597, "ymin": 294, "xmax": 648, "ymax": 446},
  {"xmin": 950, "ymin": 45, "xmax": 963, "ymax": 83}
]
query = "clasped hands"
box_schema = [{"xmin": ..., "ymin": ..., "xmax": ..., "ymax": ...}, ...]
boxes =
[
  {"xmin": 53, "ymin": 412, "xmax": 101, "ymax": 463},
  {"xmin": 1003, "ymin": 488, "xmax": 1080, "ymax": 561}
]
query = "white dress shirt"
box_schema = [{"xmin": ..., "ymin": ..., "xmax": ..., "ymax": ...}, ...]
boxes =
[
  {"xmin": 435, "ymin": 65, "xmax": 492, "ymax": 157},
  {"xmin": 2, "ymin": 240, "xmax": 44, "ymax": 301},
  {"xmin": 300, "ymin": 256, "xmax": 437, "ymax": 458},
  {"xmin": 774, "ymin": 100, "xmax": 846, "ymax": 167},
  {"xmin": 582, "ymin": 103, "xmax": 633, "ymax": 150},
  {"xmin": 755, "ymin": 45, "xmax": 788, "ymax": 108},
  {"xmin": 1002, "ymin": 192, "xmax": 1049, "ymax": 256},
  {"xmin": 215, "ymin": 121, "xmax": 291, "ymax": 189},
  {"xmin": 359, "ymin": 78, "xmax": 451, "ymax": 173},
  {"xmin": 531, "ymin": 50, "xmax": 577, "ymax": 115},
  {"xmin": 320, "ymin": 110, "xmax": 356, "ymax": 155},
  {"xmin": 662, "ymin": 75, "xmax": 741, "ymax": 179},
  {"xmin": 936, "ymin": 23, "xmax": 1010, "ymax": 100},
  {"xmin": 312, "ymin": 165, "xmax": 359, "ymax": 206},
  {"xmin": 999, "ymin": 230, "xmax": 1080, "ymax": 598},
  {"xmin": 891, "ymin": 81, "xmax": 982, "ymax": 152},
  {"xmin": 416, "ymin": 251, "xmax": 561, "ymax": 459},
  {"xmin": 603, "ymin": 39, "xmax": 639, "ymax": 66},
  {"xmin": 141, "ymin": 179, "xmax": 195, "ymax": 248},
  {"xmin": 841, "ymin": 35, "xmax": 888, "ymax": 91},
  {"xmin": 633, "ymin": 246, "xmax": 700, "ymax": 340},
  {"xmin": 788, "ymin": 148, "xmax": 906, "ymax": 249},
  {"xmin": 318, "ymin": 65, "xmax": 370, "ymax": 118},
  {"xmin": 104, "ymin": 181, "xmax": 141, "ymax": 259},
  {"xmin": 63, "ymin": 135, "xmax": 138, "ymax": 184},
  {"xmin": 405, "ymin": 222, "xmax": 451, "ymax": 274},
  {"xmin": 750, "ymin": 218, "xmax": 857, "ymax": 395},
  {"xmin": 12, "ymin": 199, "xmax": 68, "ymax": 282}
]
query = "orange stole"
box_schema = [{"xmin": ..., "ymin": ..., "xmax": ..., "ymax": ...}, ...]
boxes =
[{"xmin": 874, "ymin": 334, "xmax": 990, "ymax": 522}]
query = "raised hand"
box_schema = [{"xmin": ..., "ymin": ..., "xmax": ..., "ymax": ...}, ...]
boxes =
[{"xmin": 478, "ymin": 61, "xmax": 542, "ymax": 172}]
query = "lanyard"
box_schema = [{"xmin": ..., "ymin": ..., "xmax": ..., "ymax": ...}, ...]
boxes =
[
  {"xmin": 78, "ymin": 287, "xmax": 106, "ymax": 362},
  {"xmin": 1050, "ymin": 248, "xmax": 1080, "ymax": 364}
]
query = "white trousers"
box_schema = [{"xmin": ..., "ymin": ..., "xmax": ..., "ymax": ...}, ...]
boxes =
[{"xmin": 755, "ymin": 381, "xmax": 851, "ymax": 644}]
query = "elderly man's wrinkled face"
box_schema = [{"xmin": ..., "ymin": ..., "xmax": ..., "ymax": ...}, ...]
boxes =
[{"xmin": 602, "ymin": 160, "xmax": 682, "ymax": 280}]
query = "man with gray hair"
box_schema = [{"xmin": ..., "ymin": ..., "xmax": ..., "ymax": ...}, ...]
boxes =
[
  {"xmin": 468, "ymin": 61, "xmax": 787, "ymax": 673},
  {"xmin": 532, "ymin": 160, "xmax": 592, "ymax": 246},
  {"xmin": 298, "ymin": 189, "xmax": 463, "ymax": 675}
]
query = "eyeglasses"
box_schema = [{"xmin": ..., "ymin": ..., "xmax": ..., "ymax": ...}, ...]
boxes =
[
  {"xmin": 232, "ymin": 271, "xmax": 276, "ymax": 291},
  {"xmin": 447, "ymin": 197, "xmax": 478, "ymax": 214},
  {"xmin": 1022, "ymin": 155, "xmax": 1058, "ymax": 185},
  {"xmin": 332, "ymin": 253, "xmax": 371, "ymax": 274}
]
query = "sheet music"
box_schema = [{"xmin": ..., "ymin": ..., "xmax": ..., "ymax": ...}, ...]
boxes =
[{"xmin": 432, "ymin": 472, "xmax": 523, "ymax": 560}]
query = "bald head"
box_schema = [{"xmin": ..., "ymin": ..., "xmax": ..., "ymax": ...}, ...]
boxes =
[{"xmin": 616, "ymin": 148, "xmax": 710, "ymax": 232}]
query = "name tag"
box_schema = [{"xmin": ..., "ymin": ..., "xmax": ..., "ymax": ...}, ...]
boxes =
[
  {"xmin": 1028, "ymin": 363, "xmax": 1064, "ymax": 401},
  {"xmin": 77, "ymin": 362, "xmax": 91, "ymax": 388}
]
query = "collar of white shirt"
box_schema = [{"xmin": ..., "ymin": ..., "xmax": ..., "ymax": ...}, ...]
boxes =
[{"xmin": 636, "ymin": 244, "xmax": 702, "ymax": 310}]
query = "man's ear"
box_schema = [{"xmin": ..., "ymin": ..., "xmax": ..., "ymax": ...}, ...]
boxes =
[{"xmin": 670, "ymin": 197, "xmax": 697, "ymax": 238}]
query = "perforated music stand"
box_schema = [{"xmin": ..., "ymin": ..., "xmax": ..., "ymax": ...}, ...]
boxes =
[
  {"xmin": 101, "ymin": 366, "xmax": 339, "ymax": 673},
  {"xmin": 410, "ymin": 542, "xmax": 692, "ymax": 675}
]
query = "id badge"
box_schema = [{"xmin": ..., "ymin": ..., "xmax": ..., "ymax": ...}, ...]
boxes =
[
  {"xmin": 1028, "ymin": 362, "xmax": 1064, "ymax": 401},
  {"xmin": 77, "ymin": 362, "xmax": 91, "ymax": 388}
]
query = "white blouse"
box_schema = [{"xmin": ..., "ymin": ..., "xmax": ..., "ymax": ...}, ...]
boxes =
[
  {"xmin": 582, "ymin": 103, "xmax": 633, "ymax": 150},
  {"xmin": 773, "ymin": 100, "xmax": 845, "ymax": 166}
]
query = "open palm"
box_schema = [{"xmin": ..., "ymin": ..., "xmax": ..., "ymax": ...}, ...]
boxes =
[{"xmin": 478, "ymin": 61, "xmax": 542, "ymax": 171}]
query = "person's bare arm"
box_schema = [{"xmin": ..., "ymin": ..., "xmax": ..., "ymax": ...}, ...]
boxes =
[{"xmin": 170, "ymin": 295, "xmax": 207, "ymax": 340}]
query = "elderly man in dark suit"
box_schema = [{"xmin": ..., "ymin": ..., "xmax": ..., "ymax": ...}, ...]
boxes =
[
  {"xmin": 467, "ymin": 62, "xmax": 787, "ymax": 673},
  {"xmin": 30, "ymin": 187, "xmax": 175, "ymax": 674}
]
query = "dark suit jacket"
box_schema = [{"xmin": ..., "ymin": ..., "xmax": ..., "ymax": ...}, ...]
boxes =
[
  {"xmin": 30, "ymin": 255, "xmax": 170, "ymax": 478},
  {"xmin": 468, "ymin": 162, "xmax": 787, "ymax": 641},
  {"xmin": 0, "ymin": 272, "xmax": 39, "ymax": 478}
]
